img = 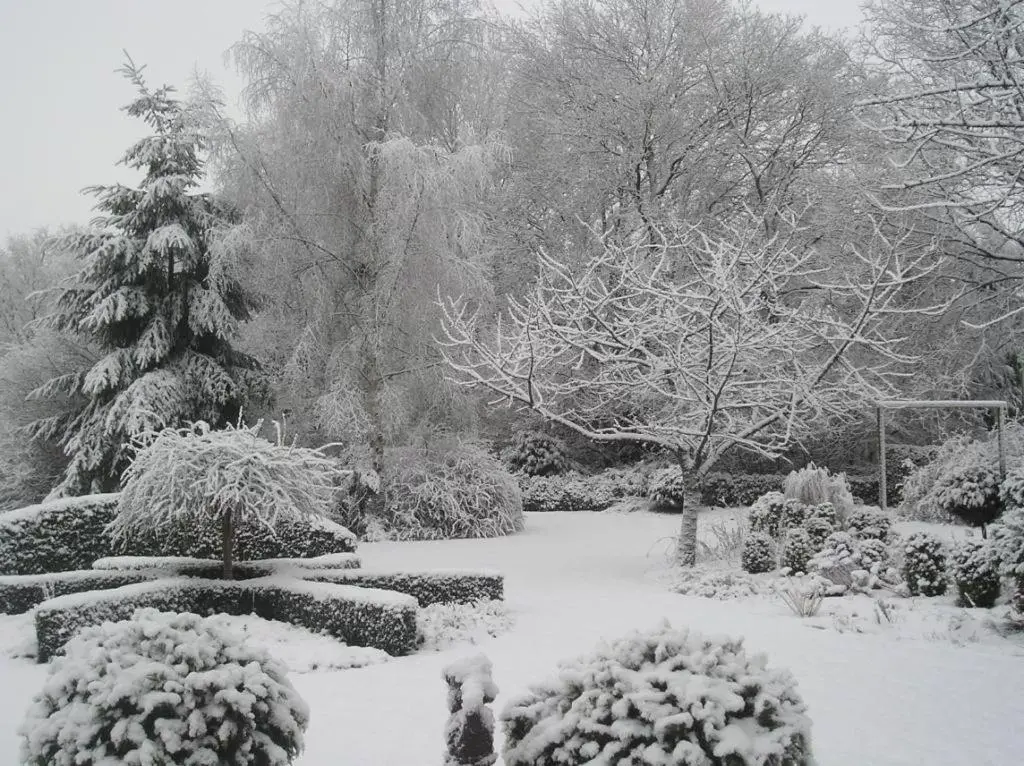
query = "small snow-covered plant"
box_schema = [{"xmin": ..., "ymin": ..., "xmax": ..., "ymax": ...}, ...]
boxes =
[
  {"xmin": 782, "ymin": 498, "xmax": 810, "ymax": 531},
  {"xmin": 781, "ymin": 528, "xmax": 816, "ymax": 574},
  {"xmin": 417, "ymin": 600, "xmax": 514, "ymax": 652},
  {"xmin": 648, "ymin": 467, "xmax": 689, "ymax": 510},
  {"xmin": 857, "ymin": 538, "xmax": 890, "ymax": 572},
  {"xmin": 846, "ymin": 508, "xmax": 893, "ymax": 542},
  {"xmin": 901, "ymin": 533, "xmax": 948, "ymax": 597},
  {"xmin": 741, "ymin": 531, "xmax": 776, "ymax": 574},
  {"xmin": 504, "ymin": 430, "xmax": 568, "ymax": 476},
  {"xmin": 805, "ymin": 501, "xmax": 838, "ymax": 528},
  {"xmin": 774, "ymin": 576, "xmax": 825, "ymax": 617},
  {"xmin": 999, "ymin": 467, "xmax": 1024, "ymax": 511},
  {"xmin": 444, "ymin": 653, "xmax": 499, "ymax": 766},
  {"xmin": 991, "ymin": 509, "xmax": 1024, "ymax": 613},
  {"xmin": 501, "ymin": 621, "xmax": 815, "ymax": 766},
  {"xmin": 19, "ymin": 608, "xmax": 309, "ymax": 766},
  {"xmin": 114, "ymin": 421, "xmax": 356, "ymax": 578},
  {"xmin": 783, "ymin": 462, "xmax": 855, "ymax": 523},
  {"xmin": 803, "ymin": 516, "xmax": 835, "ymax": 548},
  {"xmin": 950, "ymin": 539, "xmax": 1002, "ymax": 608},
  {"xmin": 933, "ymin": 463, "xmax": 1004, "ymax": 531},
  {"xmin": 749, "ymin": 491, "xmax": 787, "ymax": 537}
]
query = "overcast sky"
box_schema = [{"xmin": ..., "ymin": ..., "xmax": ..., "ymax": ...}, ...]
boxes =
[{"xmin": 0, "ymin": 0, "xmax": 865, "ymax": 239}]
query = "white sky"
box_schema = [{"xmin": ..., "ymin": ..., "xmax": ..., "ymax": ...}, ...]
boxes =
[{"xmin": 0, "ymin": 0, "xmax": 864, "ymax": 238}]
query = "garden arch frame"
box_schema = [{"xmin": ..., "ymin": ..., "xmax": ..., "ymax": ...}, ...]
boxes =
[{"xmin": 875, "ymin": 399, "xmax": 1007, "ymax": 511}]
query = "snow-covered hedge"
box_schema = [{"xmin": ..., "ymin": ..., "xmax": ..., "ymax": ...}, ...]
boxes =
[
  {"xmin": 20, "ymin": 608, "xmax": 309, "ymax": 766},
  {"xmin": 309, "ymin": 568, "xmax": 504, "ymax": 606},
  {"xmin": 950, "ymin": 539, "xmax": 1001, "ymax": 608},
  {"xmin": 0, "ymin": 570, "xmax": 155, "ymax": 615},
  {"xmin": 0, "ymin": 492, "xmax": 357, "ymax": 575},
  {"xmin": 901, "ymin": 533, "xmax": 948, "ymax": 597},
  {"xmin": 34, "ymin": 577, "xmax": 419, "ymax": 662},
  {"xmin": 90, "ymin": 552, "xmax": 362, "ymax": 575},
  {"xmin": 500, "ymin": 621, "xmax": 815, "ymax": 766}
]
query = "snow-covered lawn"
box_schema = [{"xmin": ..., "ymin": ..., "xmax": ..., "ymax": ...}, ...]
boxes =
[{"xmin": 3, "ymin": 509, "xmax": 1023, "ymax": 765}]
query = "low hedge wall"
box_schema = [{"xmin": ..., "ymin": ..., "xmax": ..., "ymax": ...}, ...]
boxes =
[
  {"xmin": 309, "ymin": 569, "xmax": 504, "ymax": 606},
  {"xmin": 34, "ymin": 577, "xmax": 419, "ymax": 662},
  {"xmin": 90, "ymin": 553, "xmax": 363, "ymax": 576},
  {"xmin": 0, "ymin": 571, "xmax": 157, "ymax": 615},
  {"xmin": 0, "ymin": 494, "xmax": 358, "ymax": 575}
]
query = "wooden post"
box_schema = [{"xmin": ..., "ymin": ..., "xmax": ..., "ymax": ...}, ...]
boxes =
[
  {"xmin": 997, "ymin": 405, "xmax": 1007, "ymax": 479},
  {"xmin": 877, "ymin": 405, "xmax": 887, "ymax": 511}
]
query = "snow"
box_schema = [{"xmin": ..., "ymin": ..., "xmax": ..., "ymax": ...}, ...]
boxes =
[
  {"xmin": 3, "ymin": 510, "xmax": 1024, "ymax": 766},
  {"xmin": 0, "ymin": 493, "xmax": 119, "ymax": 523}
]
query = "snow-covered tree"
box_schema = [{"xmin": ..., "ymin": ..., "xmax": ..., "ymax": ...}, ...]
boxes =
[
  {"xmin": 442, "ymin": 215, "xmax": 937, "ymax": 564},
  {"xmin": 25, "ymin": 59, "xmax": 264, "ymax": 496}
]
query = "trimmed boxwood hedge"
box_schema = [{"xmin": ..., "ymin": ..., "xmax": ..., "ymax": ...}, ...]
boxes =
[
  {"xmin": 309, "ymin": 569, "xmax": 503, "ymax": 606},
  {"xmin": 0, "ymin": 571, "xmax": 157, "ymax": 615},
  {"xmin": 0, "ymin": 493, "xmax": 358, "ymax": 575},
  {"xmin": 90, "ymin": 553, "xmax": 363, "ymax": 576},
  {"xmin": 34, "ymin": 577, "xmax": 419, "ymax": 662}
]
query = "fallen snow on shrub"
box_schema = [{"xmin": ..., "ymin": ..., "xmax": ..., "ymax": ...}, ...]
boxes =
[
  {"xmin": 19, "ymin": 608, "xmax": 309, "ymax": 766},
  {"xmin": 418, "ymin": 599, "xmax": 515, "ymax": 651},
  {"xmin": 669, "ymin": 565, "xmax": 768, "ymax": 600}
]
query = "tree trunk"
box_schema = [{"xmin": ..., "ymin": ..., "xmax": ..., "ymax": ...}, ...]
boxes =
[
  {"xmin": 674, "ymin": 465, "xmax": 702, "ymax": 567},
  {"xmin": 222, "ymin": 507, "xmax": 235, "ymax": 580}
]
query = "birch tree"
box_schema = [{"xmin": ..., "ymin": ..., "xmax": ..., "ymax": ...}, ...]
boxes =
[{"xmin": 441, "ymin": 215, "xmax": 939, "ymax": 564}]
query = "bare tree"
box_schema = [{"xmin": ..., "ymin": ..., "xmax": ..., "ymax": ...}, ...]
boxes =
[{"xmin": 441, "ymin": 215, "xmax": 939, "ymax": 564}]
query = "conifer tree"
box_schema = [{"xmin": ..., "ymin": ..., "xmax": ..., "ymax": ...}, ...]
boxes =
[{"xmin": 26, "ymin": 58, "xmax": 264, "ymax": 496}]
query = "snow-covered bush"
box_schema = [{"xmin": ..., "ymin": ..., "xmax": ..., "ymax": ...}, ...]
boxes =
[
  {"xmin": 518, "ymin": 470, "xmax": 638, "ymax": 513},
  {"xmin": 781, "ymin": 528, "xmax": 815, "ymax": 574},
  {"xmin": 933, "ymin": 463, "xmax": 1004, "ymax": 530},
  {"xmin": 901, "ymin": 533, "xmax": 948, "ymax": 597},
  {"xmin": 443, "ymin": 653, "xmax": 499, "ymax": 766},
  {"xmin": 114, "ymin": 421, "xmax": 358, "ymax": 578},
  {"xmin": 670, "ymin": 568, "xmax": 766, "ymax": 600},
  {"xmin": 803, "ymin": 516, "xmax": 835, "ymax": 548},
  {"xmin": 950, "ymin": 539, "xmax": 1001, "ymax": 608},
  {"xmin": 699, "ymin": 472, "xmax": 781, "ymax": 507},
  {"xmin": 999, "ymin": 467, "xmax": 1024, "ymax": 511},
  {"xmin": 19, "ymin": 608, "xmax": 309, "ymax": 766},
  {"xmin": 648, "ymin": 467, "xmax": 688, "ymax": 510},
  {"xmin": 783, "ymin": 462, "xmax": 855, "ymax": 523},
  {"xmin": 805, "ymin": 501, "xmax": 838, "ymax": 528},
  {"xmin": 500, "ymin": 621, "xmax": 815, "ymax": 766},
  {"xmin": 418, "ymin": 600, "xmax": 514, "ymax": 652},
  {"xmin": 749, "ymin": 491, "xmax": 787, "ymax": 537},
  {"xmin": 504, "ymin": 430, "xmax": 569, "ymax": 476},
  {"xmin": 741, "ymin": 532, "xmax": 776, "ymax": 574},
  {"xmin": 380, "ymin": 444, "xmax": 523, "ymax": 539},
  {"xmin": 991, "ymin": 509, "xmax": 1024, "ymax": 613},
  {"xmin": 808, "ymin": 531, "xmax": 897, "ymax": 592},
  {"xmin": 846, "ymin": 508, "xmax": 893, "ymax": 542}
]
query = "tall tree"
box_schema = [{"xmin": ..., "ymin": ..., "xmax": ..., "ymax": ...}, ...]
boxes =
[
  {"xmin": 26, "ymin": 59, "xmax": 263, "ymax": 496},
  {"xmin": 442, "ymin": 215, "xmax": 938, "ymax": 564}
]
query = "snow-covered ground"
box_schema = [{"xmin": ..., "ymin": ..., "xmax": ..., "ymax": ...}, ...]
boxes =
[{"xmin": 3, "ymin": 509, "xmax": 1024, "ymax": 765}]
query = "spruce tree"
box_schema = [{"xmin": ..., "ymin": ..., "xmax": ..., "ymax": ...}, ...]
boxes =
[{"xmin": 26, "ymin": 59, "xmax": 264, "ymax": 496}]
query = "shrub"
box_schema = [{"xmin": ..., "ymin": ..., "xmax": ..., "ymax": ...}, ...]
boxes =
[
  {"xmin": 33, "ymin": 577, "xmax": 420, "ymax": 662},
  {"xmin": 950, "ymin": 539, "xmax": 1002, "ymax": 608},
  {"xmin": 933, "ymin": 463, "xmax": 1004, "ymax": 530},
  {"xmin": 0, "ymin": 493, "xmax": 358, "ymax": 576},
  {"xmin": 648, "ymin": 467, "xmax": 688, "ymax": 510},
  {"xmin": 781, "ymin": 529, "xmax": 816, "ymax": 574},
  {"xmin": 901, "ymin": 533, "xmax": 948, "ymax": 597},
  {"xmin": 518, "ymin": 470, "xmax": 639, "ymax": 513},
  {"xmin": 504, "ymin": 430, "xmax": 569, "ymax": 476},
  {"xmin": 500, "ymin": 622, "xmax": 815, "ymax": 766},
  {"xmin": 699, "ymin": 472, "xmax": 781, "ymax": 507},
  {"xmin": 803, "ymin": 516, "xmax": 835, "ymax": 548},
  {"xmin": 991, "ymin": 509, "xmax": 1024, "ymax": 612},
  {"xmin": 847, "ymin": 508, "xmax": 893, "ymax": 542},
  {"xmin": 749, "ymin": 491, "xmax": 787, "ymax": 537},
  {"xmin": 741, "ymin": 532, "xmax": 776, "ymax": 574},
  {"xmin": 19, "ymin": 608, "xmax": 309, "ymax": 766},
  {"xmin": 805, "ymin": 501, "xmax": 838, "ymax": 528},
  {"xmin": 380, "ymin": 444, "xmax": 524, "ymax": 539},
  {"xmin": 444, "ymin": 653, "xmax": 499, "ymax": 766},
  {"xmin": 782, "ymin": 462, "xmax": 855, "ymax": 523},
  {"xmin": 999, "ymin": 467, "xmax": 1024, "ymax": 511},
  {"xmin": 114, "ymin": 421, "xmax": 357, "ymax": 578},
  {"xmin": 808, "ymin": 532, "xmax": 897, "ymax": 592}
]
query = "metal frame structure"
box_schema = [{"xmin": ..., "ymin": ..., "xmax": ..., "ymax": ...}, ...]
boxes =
[{"xmin": 875, "ymin": 399, "xmax": 1008, "ymax": 511}]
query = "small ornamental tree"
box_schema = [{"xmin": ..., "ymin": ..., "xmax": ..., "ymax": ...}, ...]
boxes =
[
  {"xmin": 25, "ymin": 58, "xmax": 264, "ymax": 496},
  {"xmin": 111, "ymin": 421, "xmax": 368, "ymax": 578}
]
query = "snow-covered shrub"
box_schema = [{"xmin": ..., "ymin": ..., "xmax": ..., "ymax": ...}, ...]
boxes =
[
  {"xmin": 519, "ymin": 470, "xmax": 637, "ymax": 513},
  {"xmin": 950, "ymin": 539, "xmax": 1002, "ymax": 608},
  {"xmin": 991, "ymin": 509, "xmax": 1024, "ymax": 613},
  {"xmin": 741, "ymin": 532, "xmax": 776, "ymax": 574},
  {"xmin": 699, "ymin": 472, "xmax": 781, "ymax": 507},
  {"xmin": 0, "ymin": 570, "xmax": 155, "ymax": 615},
  {"xmin": 504, "ymin": 430, "xmax": 569, "ymax": 476},
  {"xmin": 418, "ymin": 600, "xmax": 514, "ymax": 652},
  {"xmin": 114, "ymin": 421, "xmax": 358, "ymax": 578},
  {"xmin": 19, "ymin": 608, "xmax": 309, "ymax": 766},
  {"xmin": 846, "ymin": 508, "xmax": 893, "ymax": 542},
  {"xmin": 781, "ymin": 528, "xmax": 815, "ymax": 574},
  {"xmin": 805, "ymin": 501, "xmax": 838, "ymax": 528},
  {"xmin": 933, "ymin": 463, "xmax": 1004, "ymax": 530},
  {"xmin": 774, "ymin": 576, "xmax": 825, "ymax": 617},
  {"xmin": 807, "ymin": 532, "xmax": 897, "ymax": 592},
  {"xmin": 901, "ymin": 533, "xmax": 948, "ymax": 597},
  {"xmin": 311, "ymin": 569, "xmax": 504, "ymax": 607},
  {"xmin": 857, "ymin": 538, "xmax": 890, "ymax": 572},
  {"xmin": 518, "ymin": 475, "xmax": 573, "ymax": 512},
  {"xmin": 500, "ymin": 621, "xmax": 815, "ymax": 766},
  {"xmin": 380, "ymin": 444, "xmax": 523, "ymax": 539},
  {"xmin": 783, "ymin": 462, "xmax": 855, "ymax": 523},
  {"xmin": 999, "ymin": 467, "xmax": 1024, "ymax": 511},
  {"xmin": 803, "ymin": 516, "xmax": 835, "ymax": 549},
  {"xmin": 443, "ymin": 653, "xmax": 499, "ymax": 766},
  {"xmin": 670, "ymin": 568, "xmax": 766, "ymax": 600},
  {"xmin": 749, "ymin": 491, "xmax": 787, "ymax": 537},
  {"xmin": 33, "ymin": 577, "xmax": 420, "ymax": 662},
  {"xmin": 648, "ymin": 467, "xmax": 688, "ymax": 510}
]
